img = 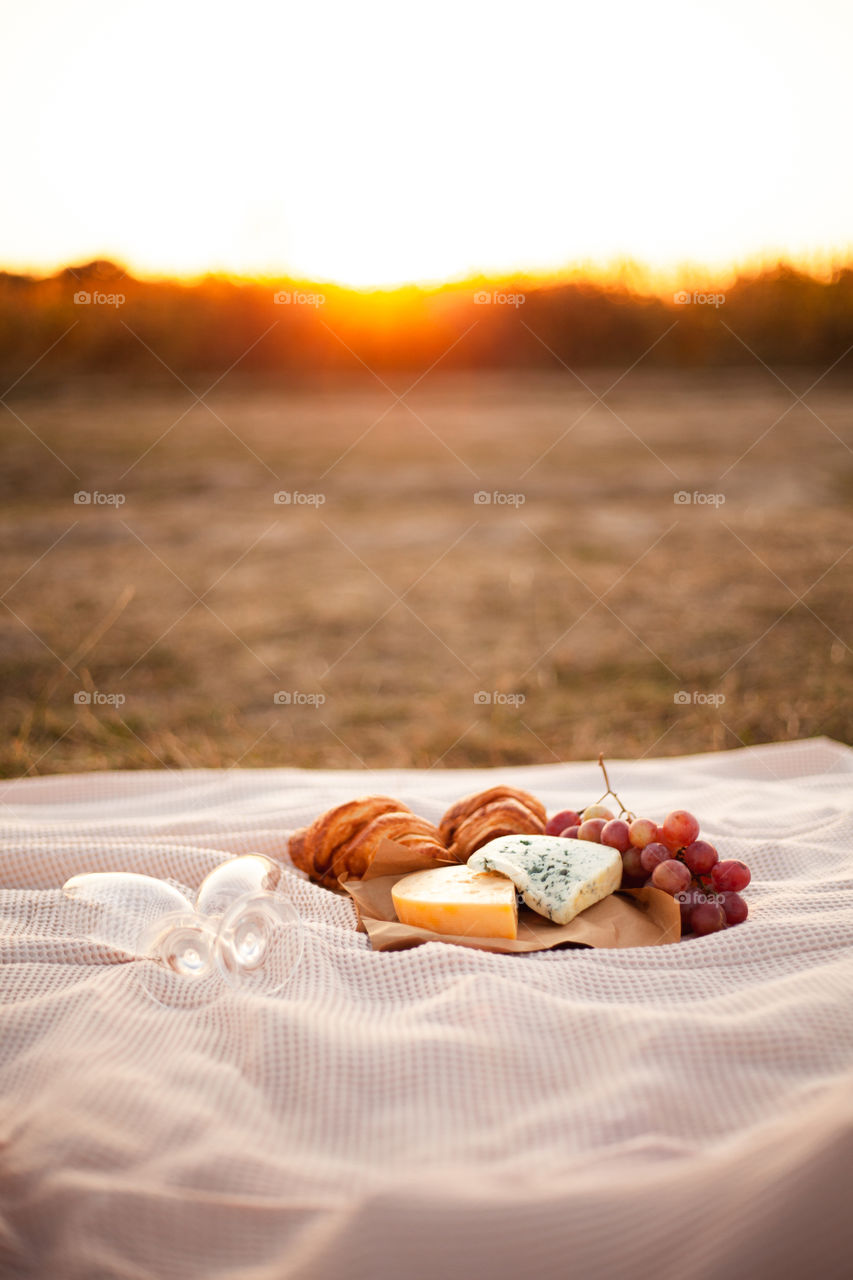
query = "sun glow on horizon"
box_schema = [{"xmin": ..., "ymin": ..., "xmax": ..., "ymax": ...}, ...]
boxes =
[{"xmin": 3, "ymin": 0, "xmax": 853, "ymax": 290}]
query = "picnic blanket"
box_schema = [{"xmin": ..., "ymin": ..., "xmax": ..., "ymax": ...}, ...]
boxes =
[{"xmin": 1, "ymin": 738, "xmax": 852, "ymax": 1279}]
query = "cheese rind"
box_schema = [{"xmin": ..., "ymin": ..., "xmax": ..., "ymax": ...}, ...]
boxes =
[
  {"xmin": 468, "ymin": 834, "xmax": 621, "ymax": 925},
  {"xmin": 391, "ymin": 864, "xmax": 519, "ymax": 939}
]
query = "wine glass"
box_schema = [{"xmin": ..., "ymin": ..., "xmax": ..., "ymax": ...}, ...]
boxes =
[
  {"xmin": 62, "ymin": 855, "xmax": 303, "ymax": 1001},
  {"xmin": 195, "ymin": 855, "xmax": 304, "ymax": 994},
  {"xmin": 63, "ymin": 871, "xmax": 221, "ymax": 1006}
]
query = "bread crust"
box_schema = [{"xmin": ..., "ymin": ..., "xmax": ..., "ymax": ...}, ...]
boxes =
[
  {"xmin": 448, "ymin": 797, "xmax": 545, "ymax": 860},
  {"xmin": 439, "ymin": 785, "xmax": 547, "ymax": 846},
  {"xmin": 288, "ymin": 795, "xmax": 443, "ymax": 888}
]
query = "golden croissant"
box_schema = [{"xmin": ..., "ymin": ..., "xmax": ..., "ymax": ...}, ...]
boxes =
[{"xmin": 289, "ymin": 795, "xmax": 443, "ymax": 889}]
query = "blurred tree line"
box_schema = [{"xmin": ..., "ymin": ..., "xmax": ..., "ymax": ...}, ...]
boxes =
[{"xmin": 2, "ymin": 260, "xmax": 852, "ymax": 384}]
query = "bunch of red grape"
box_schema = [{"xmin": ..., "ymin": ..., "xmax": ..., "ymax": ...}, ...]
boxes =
[{"xmin": 546, "ymin": 803, "xmax": 750, "ymax": 936}]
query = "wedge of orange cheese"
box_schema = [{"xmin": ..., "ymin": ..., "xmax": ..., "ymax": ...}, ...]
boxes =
[{"xmin": 391, "ymin": 863, "xmax": 518, "ymax": 939}]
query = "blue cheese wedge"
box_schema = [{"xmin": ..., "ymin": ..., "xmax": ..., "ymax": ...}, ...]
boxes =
[{"xmin": 467, "ymin": 834, "xmax": 622, "ymax": 925}]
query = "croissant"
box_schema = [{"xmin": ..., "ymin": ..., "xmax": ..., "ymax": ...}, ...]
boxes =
[
  {"xmin": 448, "ymin": 796, "xmax": 546, "ymax": 860},
  {"xmin": 439, "ymin": 785, "xmax": 547, "ymax": 847},
  {"xmin": 335, "ymin": 811, "xmax": 445, "ymax": 881},
  {"xmin": 304, "ymin": 795, "xmax": 404, "ymax": 879},
  {"xmin": 288, "ymin": 826, "xmax": 310, "ymax": 876},
  {"xmin": 288, "ymin": 795, "xmax": 444, "ymax": 889}
]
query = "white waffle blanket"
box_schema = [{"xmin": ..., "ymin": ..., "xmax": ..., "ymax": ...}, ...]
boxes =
[{"xmin": 1, "ymin": 739, "xmax": 852, "ymax": 1280}]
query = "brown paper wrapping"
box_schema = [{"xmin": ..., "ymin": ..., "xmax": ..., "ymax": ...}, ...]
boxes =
[{"xmin": 342, "ymin": 838, "xmax": 681, "ymax": 952}]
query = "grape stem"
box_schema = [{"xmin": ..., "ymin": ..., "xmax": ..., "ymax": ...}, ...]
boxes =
[{"xmin": 595, "ymin": 753, "xmax": 636, "ymax": 822}]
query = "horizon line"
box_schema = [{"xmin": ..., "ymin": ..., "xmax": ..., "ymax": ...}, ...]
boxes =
[{"xmin": 3, "ymin": 249, "xmax": 853, "ymax": 298}]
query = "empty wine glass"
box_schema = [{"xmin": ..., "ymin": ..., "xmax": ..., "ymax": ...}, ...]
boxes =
[
  {"xmin": 195, "ymin": 855, "xmax": 303, "ymax": 994},
  {"xmin": 62, "ymin": 855, "xmax": 303, "ymax": 1002},
  {"xmin": 63, "ymin": 871, "xmax": 221, "ymax": 1006}
]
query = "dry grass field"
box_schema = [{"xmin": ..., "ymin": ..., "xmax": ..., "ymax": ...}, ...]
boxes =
[{"xmin": 1, "ymin": 367, "xmax": 851, "ymax": 776}]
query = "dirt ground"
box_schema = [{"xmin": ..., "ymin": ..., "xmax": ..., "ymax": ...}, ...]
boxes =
[{"xmin": 1, "ymin": 366, "xmax": 851, "ymax": 776}]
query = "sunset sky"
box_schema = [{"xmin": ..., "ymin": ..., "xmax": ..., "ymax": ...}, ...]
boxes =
[{"xmin": 3, "ymin": 0, "xmax": 852, "ymax": 287}]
